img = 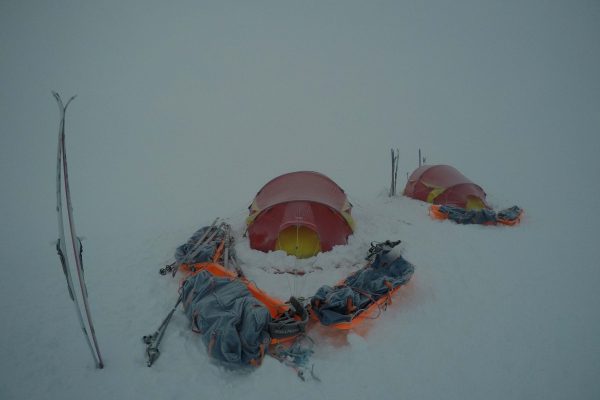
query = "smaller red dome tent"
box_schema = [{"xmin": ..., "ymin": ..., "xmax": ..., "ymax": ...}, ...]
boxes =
[
  {"xmin": 403, "ymin": 164, "xmax": 490, "ymax": 209},
  {"xmin": 247, "ymin": 171, "xmax": 355, "ymax": 259}
]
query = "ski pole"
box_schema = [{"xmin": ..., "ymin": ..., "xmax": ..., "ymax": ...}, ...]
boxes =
[{"xmin": 143, "ymin": 289, "xmax": 184, "ymax": 367}]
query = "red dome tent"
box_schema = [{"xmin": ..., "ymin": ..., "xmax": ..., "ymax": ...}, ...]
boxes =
[
  {"xmin": 246, "ymin": 171, "xmax": 355, "ymax": 259},
  {"xmin": 403, "ymin": 164, "xmax": 490, "ymax": 209}
]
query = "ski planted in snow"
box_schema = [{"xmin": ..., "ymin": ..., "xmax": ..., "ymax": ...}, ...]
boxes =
[
  {"xmin": 389, "ymin": 148, "xmax": 399, "ymax": 197},
  {"xmin": 53, "ymin": 92, "xmax": 104, "ymax": 369}
]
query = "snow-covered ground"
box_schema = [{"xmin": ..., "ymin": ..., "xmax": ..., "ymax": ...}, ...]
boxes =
[{"xmin": 1, "ymin": 1, "xmax": 599, "ymax": 399}]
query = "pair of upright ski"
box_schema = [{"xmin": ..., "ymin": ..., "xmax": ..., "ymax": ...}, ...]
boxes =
[{"xmin": 54, "ymin": 92, "xmax": 104, "ymax": 369}]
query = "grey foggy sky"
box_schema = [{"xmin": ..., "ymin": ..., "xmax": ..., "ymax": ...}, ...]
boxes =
[{"xmin": 1, "ymin": 0, "xmax": 599, "ymax": 242}]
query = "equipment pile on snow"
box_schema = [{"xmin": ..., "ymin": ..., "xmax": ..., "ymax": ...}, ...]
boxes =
[
  {"xmin": 145, "ymin": 223, "xmax": 414, "ymax": 380},
  {"xmin": 182, "ymin": 270, "xmax": 272, "ymax": 366},
  {"xmin": 147, "ymin": 221, "xmax": 311, "ymax": 374},
  {"xmin": 311, "ymin": 240, "xmax": 414, "ymax": 328},
  {"xmin": 429, "ymin": 204, "xmax": 523, "ymax": 225}
]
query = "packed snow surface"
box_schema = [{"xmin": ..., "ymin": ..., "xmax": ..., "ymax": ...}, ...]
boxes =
[{"xmin": 1, "ymin": 1, "xmax": 599, "ymax": 399}]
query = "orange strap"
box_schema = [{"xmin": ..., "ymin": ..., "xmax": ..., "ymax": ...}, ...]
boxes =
[
  {"xmin": 207, "ymin": 332, "xmax": 216, "ymax": 357},
  {"xmin": 249, "ymin": 343, "xmax": 265, "ymax": 367}
]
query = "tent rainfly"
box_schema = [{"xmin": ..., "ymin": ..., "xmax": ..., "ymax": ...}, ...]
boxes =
[
  {"xmin": 246, "ymin": 171, "xmax": 355, "ymax": 259},
  {"xmin": 403, "ymin": 164, "xmax": 490, "ymax": 209}
]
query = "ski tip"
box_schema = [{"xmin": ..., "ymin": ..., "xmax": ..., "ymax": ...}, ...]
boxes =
[{"xmin": 52, "ymin": 91, "xmax": 77, "ymax": 109}]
